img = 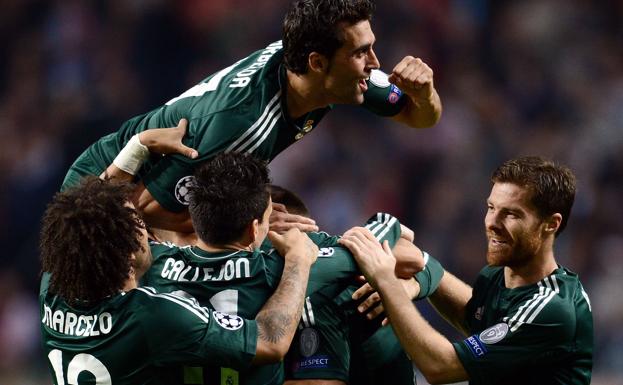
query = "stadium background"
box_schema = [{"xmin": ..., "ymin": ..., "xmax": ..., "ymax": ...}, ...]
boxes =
[{"xmin": 0, "ymin": 0, "xmax": 621, "ymax": 384}]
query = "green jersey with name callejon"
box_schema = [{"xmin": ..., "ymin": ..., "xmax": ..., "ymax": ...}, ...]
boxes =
[
  {"xmin": 141, "ymin": 213, "xmax": 401, "ymax": 385},
  {"xmin": 39, "ymin": 273, "xmax": 257, "ymax": 385},
  {"xmin": 453, "ymin": 265, "xmax": 593, "ymax": 385},
  {"xmin": 61, "ymin": 41, "xmax": 408, "ymax": 212}
]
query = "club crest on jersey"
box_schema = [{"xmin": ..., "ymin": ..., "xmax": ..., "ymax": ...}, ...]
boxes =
[
  {"xmin": 299, "ymin": 327, "xmax": 320, "ymax": 357},
  {"xmin": 213, "ymin": 311, "xmax": 244, "ymax": 331},
  {"xmin": 388, "ymin": 84, "xmax": 402, "ymax": 104},
  {"xmin": 318, "ymin": 247, "xmax": 335, "ymax": 257},
  {"xmin": 174, "ymin": 176, "xmax": 195, "ymax": 206},
  {"xmin": 479, "ymin": 322, "xmax": 509, "ymax": 344}
]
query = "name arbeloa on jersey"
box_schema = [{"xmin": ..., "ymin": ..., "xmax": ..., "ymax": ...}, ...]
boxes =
[{"xmin": 42, "ymin": 304, "xmax": 112, "ymax": 337}]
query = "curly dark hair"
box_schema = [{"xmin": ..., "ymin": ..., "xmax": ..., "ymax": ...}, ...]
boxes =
[
  {"xmin": 491, "ymin": 156, "xmax": 576, "ymax": 237},
  {"xmin": 190, "ymin": 153, "xmax": 271, "ymax": 245},
  {"xmin": 283, "ymin": 0, "xmax": 375, "ymax": 74},
  {"xmin": 40, "ymin": 176, "xmax": 145, "ymax": 305}
]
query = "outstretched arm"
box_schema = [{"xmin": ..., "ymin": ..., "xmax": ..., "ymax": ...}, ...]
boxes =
[
  {"xmin": 390, "ymin": 56, "xmax": 442, "ymax": 128},
  {"xmin": 101, "ymin": 119, "xmax": 198, "ymax": 182},
  {"xmin": 252, "ymin": 228, "xmax": 318, "ymax": 364}
]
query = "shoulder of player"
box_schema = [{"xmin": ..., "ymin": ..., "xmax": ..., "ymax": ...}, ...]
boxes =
[
  {"xmin": 130, "ymin": 287, "xmax": 212, "ymax": 322},
  {"xmin": 188, "ymin": 43, "xmax": 284, "ymax": 121},
  {"xmin": 505, "ymin": 274, "xmax": 580, "ymax": 336},
  {"xmin": 149, "ymin": 240, "xmax": 192, "ymax": 258}
]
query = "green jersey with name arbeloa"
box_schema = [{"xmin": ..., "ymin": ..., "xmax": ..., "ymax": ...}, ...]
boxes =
[{"xmin": 62, "ymin": 41, "xmax": 408, "ymax": 213}]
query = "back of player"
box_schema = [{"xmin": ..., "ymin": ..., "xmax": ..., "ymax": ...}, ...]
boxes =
[
  {"xmin": 41, "ymin": 273, "xmax": 257, "ymax": 385},
  {"xmin": 143, "ymin": 242, "xmax": 285, "ymax": 385}
]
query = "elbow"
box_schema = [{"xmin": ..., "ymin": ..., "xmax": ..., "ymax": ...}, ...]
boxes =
[
  {"xmin": 253, "ymin": 341, "xmax": 288, "ymax": 364},
  {"xmin": 421, "ymin": 367, "xmax": 449, "ymax": 385}
]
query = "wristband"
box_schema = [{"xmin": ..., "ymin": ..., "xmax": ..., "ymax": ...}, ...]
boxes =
[
  {"xmin": 414, "ymin": 252, "xmax": 444, "ymax": 299},
  {"xmin": 113, "ymin": 134, "xmax": 150, "ymax": 175}
]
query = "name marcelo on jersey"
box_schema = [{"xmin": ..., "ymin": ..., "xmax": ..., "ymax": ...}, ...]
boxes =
[
  {"xmin": 42, "ymin": 304, "xmax": 112, "ymax": 337},
  {"xmin": 160, "ymin": 257, "xmax": 251, "ymax": 282}
]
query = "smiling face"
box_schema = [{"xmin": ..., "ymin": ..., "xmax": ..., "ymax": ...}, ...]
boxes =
[
  {"xmin": 322, "ymin": 20, "xmax": 380, "ymax": 105},
  {"xmin": 484, "ymin": 182, "xmax": 549, "ymax": 268}
]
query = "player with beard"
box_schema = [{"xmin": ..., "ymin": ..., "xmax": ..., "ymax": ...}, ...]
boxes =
[{"xmin": 340, "ymin": 156, "xmax": 593, "ymax": 385}]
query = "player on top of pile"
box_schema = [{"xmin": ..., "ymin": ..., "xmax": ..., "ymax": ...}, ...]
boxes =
[{"xmin": 62, "ymin": 0, "xmax": 442, "ymax": 232}]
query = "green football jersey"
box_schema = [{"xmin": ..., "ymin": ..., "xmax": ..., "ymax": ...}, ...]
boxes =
[
  {"xmin": 141, "ymin": 213, "xmax": 401, "ymax": 384},
  {"xmin": 40, "ymin": 273, "xmax": 257, "ymax": 385},
  {"xmin": 453, "ymin": 265, "xmax": 593, "ymax": 385},
  {"xmin": 61, "ymin": 41, "xmax": 408, "ymax": 212}
]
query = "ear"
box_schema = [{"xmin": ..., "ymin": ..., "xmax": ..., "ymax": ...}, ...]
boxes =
[
  {"xmin": 542, "ymin": 213, "xmax": 562, "ymax": 236},
  {"xmin": 250, "ymin": 218, "xmax": 260, "ymax": 243},
  {"xmin": 308, "ymin": 52, "xmax": 328, "ymax": 74}
]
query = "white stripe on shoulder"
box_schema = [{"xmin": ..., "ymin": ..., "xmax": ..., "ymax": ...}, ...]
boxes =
[
  {"xmin": 366, "ymin": 213, "xmax": 389, "ymax": 237},
  {"xmin": 225, "ymin": 91, "xmax": 281, "ymax": 153},
  {"xmin": 245, "ymin": 112, "xmax": 281, "ymax": 154},
  {"xmin": 509, "ymin": 276, "xmax": 560, "ymax": 332},
  {"xmin": 136, "ymin": 287, "xmax": 211, "ymax": 323},
  {"xmin": 376, "ymin": 216, "xmax": 397, "ymax": 241}
]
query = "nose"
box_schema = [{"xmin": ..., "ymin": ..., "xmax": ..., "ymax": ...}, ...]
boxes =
[
  {"xmin": 484, "ymin": 209, "xmax": 500, "ymax": 232},
  {"xmin": 368, "ymin": 48, "xmax": 380, "ymax": 70}
]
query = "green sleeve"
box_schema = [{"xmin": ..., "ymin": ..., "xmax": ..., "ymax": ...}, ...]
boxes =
[
  {"xmin": 453, "ymin": 300, "xmax": 579, "ymax": 384},
  {"xmin": 361, "ymin": 69, "xmax": 407, "ymax": 117},
  {"xmin": 141, "ymin": 288, "xmax": 257, "ymax": 369},
  {"xmin": 414, "ymin": 252, "xmax": 444, "ymax": 299},
  {"xmin": 363, "ymin": 212, "xmax": 401, "ymax": 245}
]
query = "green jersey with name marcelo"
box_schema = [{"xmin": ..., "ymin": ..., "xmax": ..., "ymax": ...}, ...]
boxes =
[
  {"xmin": 62, "ymin": 41, "xmax": 408, "ymax": 211},
  {"xmin": 39, "ymin": 273, "xmax": 257, "ymax": 385},
  {"xmin": 453, "ymin": 265, "xmax": 593, "ymax": 385}
]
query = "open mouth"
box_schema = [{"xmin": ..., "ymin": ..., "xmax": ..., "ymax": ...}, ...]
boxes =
[{"xmin": 359, "ymin": 78, "xmax": 369, "ymax": 92}]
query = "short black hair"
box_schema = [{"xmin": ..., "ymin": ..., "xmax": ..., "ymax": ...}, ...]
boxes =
[
  {"xmin": 269, "ymin": 184, "xmax": 310, "ymax": 217},
  {"xmin": 189, "ymin": 153, "xmax": 271, "ymax": 245},
  {"xmin": 491, "ymin": 156, "xmax": 576, "ymax": 236},
  {"xmin": 40, "ymin": 177, "xmax": 145, "ymax": 305},
  {"xmin": 283, "ymin": 0, "xmax": 375, "ymax": 74}
]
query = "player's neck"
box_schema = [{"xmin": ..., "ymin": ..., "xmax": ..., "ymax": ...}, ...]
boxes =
[
  {"xmin": 504, "ymin": 247, "xmax": 558, "ymax": 289},
  {"xmin": 286, "ymin": 69, "xmax": 329, "ymax": 119},
  {"xmin": 196, "ymin": 239, "xmax": 254, "ymax": 253}
]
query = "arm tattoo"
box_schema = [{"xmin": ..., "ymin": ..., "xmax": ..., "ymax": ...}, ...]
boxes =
[{"xmin": 256, "ymin": 262, "xmax": 307, "ymax": 344}]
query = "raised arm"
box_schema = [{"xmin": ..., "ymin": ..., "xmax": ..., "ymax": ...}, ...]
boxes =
[{"xmin": 252, "ymin": 228, "xmax": 318, "ymax": 364}]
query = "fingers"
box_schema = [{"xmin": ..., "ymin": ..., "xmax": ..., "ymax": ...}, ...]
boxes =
[
  {"xmin": 174, "ymin": 119, "xmax": 198, "ymax": 159},
  {"xmin": 357, "ymin": 291, "xmax": 382, "ymax": 314},
  {"xmin": 388, "ymin": 56, "xmax": 434, "ymax": 99},
  {"xmin": 271, "ymin": 202, "xmax": 288, "ymax": 212},
  {"xmin": 352, "ymin": 282, "xmax": 374, "ymax": 300},
  {"xmin": 269, "ymin": 210, "xmax": 318, "ymax": 233},
  {"xmin": 175, "ymin": 118, "xmax": 188, "ymax": 133}
]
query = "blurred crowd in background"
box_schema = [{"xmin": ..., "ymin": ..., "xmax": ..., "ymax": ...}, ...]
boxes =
[{"xmin": 0, "ymin": 0, "xmax": 621, "ymax": 384}]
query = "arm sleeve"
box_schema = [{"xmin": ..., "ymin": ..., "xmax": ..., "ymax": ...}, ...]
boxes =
[
  {"xmin": 414, "ymin": 252, "xmax": 444, "ymax": 299},
  {"xmin": 363, "ymin": 212, "xmax": 401, "ymax": 246},
  {"xmin": 361, "ymin": 69, "xmax": 408, "ymax": 117},
  {"xmin": 144, "ymin": 290, "xmax": 257, "ymax": 370},
  {"xmin": 452, "ymin": 299, "xmax": 576, "ymax": 384}
]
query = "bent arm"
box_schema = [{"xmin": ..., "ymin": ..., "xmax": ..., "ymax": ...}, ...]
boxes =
[
  {"xmin": 252, "ymin": 229, "xmax": 317, "ymax": 364},
  {"xmin": 392, "ymin": 87, "xmax": 442, "ymax": 128},
  {"xmin": 133, "ymin": 182, "xmax": 195, "ymax": 233},
  {"xmin": 376, "ymin": 276, "xmax": 468, "ymax": 384}
]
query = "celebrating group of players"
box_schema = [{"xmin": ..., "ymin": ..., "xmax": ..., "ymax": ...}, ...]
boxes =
[{"xmin": 40, "ymin": 1, "xmax": 593, "ymax": 384}]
